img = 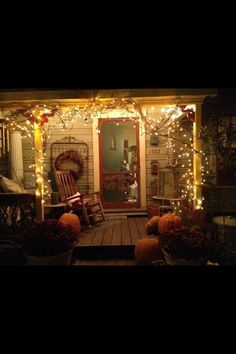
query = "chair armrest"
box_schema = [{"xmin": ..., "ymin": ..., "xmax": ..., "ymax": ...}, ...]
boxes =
[{"xmin": 79, "ymin": 191, "xmax": 101, "ymax": 198}]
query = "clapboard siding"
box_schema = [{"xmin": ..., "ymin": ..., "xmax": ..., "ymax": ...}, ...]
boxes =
[
  {"xmin": 145, "ymin": 121, "xmax": 193, "ymax": 207},
  {"xmin": 145, "ymin": 130, "xmax": 168, "ymax": 206},
  {"xmin": 21, "ymin": 119, "xmax": 95, "ymax": 194}
]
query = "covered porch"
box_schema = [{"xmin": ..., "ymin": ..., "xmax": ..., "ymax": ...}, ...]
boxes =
[
  {"xmin": 1, "ymin": 88, "xmax": 236, "ymax": 265},
  {"xmin": 0, "ymin": 88, "xmax": 216, "ymax": 221}
]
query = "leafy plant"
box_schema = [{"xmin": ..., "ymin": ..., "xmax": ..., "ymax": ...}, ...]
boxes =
[
  {"xmin": 23, "ymin": 219, "xmax": 78, "ymax": 257},
  {"xmin": 161, "ymin": 227, "xmax": 218, "ymax": 261}
]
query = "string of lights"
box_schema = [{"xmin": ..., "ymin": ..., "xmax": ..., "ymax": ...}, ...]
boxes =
[{"xmin": 0, "ymin": 98, "xmax": 212, "ymax": 212}]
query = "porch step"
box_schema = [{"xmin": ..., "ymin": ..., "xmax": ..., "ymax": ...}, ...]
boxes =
[{"xmin": 74, "ymin": 245, "xmax": 135, "ymax": 260}]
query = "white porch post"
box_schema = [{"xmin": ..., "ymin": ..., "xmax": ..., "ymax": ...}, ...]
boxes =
[{"xmin": 9, "ymin": 130, "xmax": 24, "ymax": 187}]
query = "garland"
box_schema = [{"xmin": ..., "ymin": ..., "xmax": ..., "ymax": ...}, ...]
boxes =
[{"xmin": 55, "ymin": 150, "xmax": 83, "ymax": 180}]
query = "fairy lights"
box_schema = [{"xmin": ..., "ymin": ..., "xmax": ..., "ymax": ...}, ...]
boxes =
[
  {"xmin": 145, "ymin": 103, "xmax": 211, "ymax": 215},
  {"xmin": 0, "ymin": 97, "xmax": 212, "ymax": 216}
]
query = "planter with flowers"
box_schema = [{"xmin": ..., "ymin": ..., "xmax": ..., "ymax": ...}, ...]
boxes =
[
  {"xmin": 23, "ymin": 219, "xmax": 79, "ymax": 265},
  {"xmin": 161, "ymin": 227, "xmax": 218, "ymax": 265}
]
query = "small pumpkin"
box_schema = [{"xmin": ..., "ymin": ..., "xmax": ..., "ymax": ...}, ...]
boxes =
[
  {"xmin": 59, "ymin": 212, "xmax": 81, "ymax": 236},
  {"xmin": 145, "ymin": 216, "xmax": 161, "ymax": 235},
  {"xmin": 158, "ymin": 213, "xmax": 182, "ymax": 235},
  {"xmin": 134, "ymin": 237, "xmax": 162, "ymax": 265}
]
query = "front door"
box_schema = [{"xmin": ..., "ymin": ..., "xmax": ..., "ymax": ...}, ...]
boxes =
[{"xmin": 99, "ymin": 118, "xmax": 140, "ymax": 209}]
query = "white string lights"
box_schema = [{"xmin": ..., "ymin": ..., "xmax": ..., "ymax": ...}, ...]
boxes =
[{"xmin": 0, "ymin": 98, "xmax": 212, "ymax": 213}]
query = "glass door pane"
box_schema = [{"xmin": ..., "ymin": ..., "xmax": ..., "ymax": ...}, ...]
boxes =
[{"xmin": 99, "ymin": 119, "xmax": 140, "ymax": 209}]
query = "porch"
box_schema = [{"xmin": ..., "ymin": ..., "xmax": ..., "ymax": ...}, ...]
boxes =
[
  {"xmin": 73, "ymin": 216, "xmax": 147, "ymax": 264},
  {"xmin": 73, "ymin": 215, "xmax": 164, "ymax": 266}
]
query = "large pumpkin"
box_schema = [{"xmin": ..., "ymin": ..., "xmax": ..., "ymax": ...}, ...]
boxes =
[
  {"xmin": 134, "ymin": 237, "xmax": 162, "ymax": 265},
  {"xmin": 158, "ymin": 213, "xmax": 182, "ymax": 235},
  {"xmin": 59, "ymin": 212, "xmax": 81, "ymax": 236},
  {"xmin": 145, "ymin": 216, "xmax": 161, "ymax": 235}
]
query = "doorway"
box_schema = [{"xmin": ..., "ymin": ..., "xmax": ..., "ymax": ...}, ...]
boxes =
[{"xmin": 99, "ymin": 118, "xmax": 140, "ymax": 209}]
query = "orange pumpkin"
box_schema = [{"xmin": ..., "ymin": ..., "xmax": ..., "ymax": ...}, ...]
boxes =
[
  {"xmin": 158, "ymin": 213, "xmax": 182, "ymax": 235},
  {"xmin": 59, "ymin": 212, "xmax": 81, "ymax": 236},
  {"xmin": 145, "ymin": 216, "xmax": 161, "ymax": 235},
  {"xmin": 134, "ymin": 238, "xmax": 162, "ymax": 265}
]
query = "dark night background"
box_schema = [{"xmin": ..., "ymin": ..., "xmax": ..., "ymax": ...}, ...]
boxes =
[
  {"xmin": 1, "ymin": 10, "xmax": 236, "ymax": 307},
  {"xmin": 0, "ymin": 25, "xmax": 234, "ymax": 91}
]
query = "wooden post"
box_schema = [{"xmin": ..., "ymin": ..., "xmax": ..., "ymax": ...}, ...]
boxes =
[
  {"xmin": 193, "ymin": 103, "xmax": 202, "ymax": 209},
  {"xmin": 34, "ymin": 121, "xmax": 44, "ymax": 221}
]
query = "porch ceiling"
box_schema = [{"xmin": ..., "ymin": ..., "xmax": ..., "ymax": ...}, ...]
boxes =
[{"xmin": 0, "ymin": 88, "xmax": 218, "ymax": 106}]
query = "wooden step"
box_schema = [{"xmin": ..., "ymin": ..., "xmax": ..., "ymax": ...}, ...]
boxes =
[{"xmin": 74, "ymin": 245, "xmax": 135, "ymax": 260}]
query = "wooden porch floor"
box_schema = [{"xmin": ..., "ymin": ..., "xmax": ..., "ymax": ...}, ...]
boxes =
[
  {"xmin": 77, "ymin": 216, "xmax": 149, "ymax": 247},
  {"xmin": 72, "ymin": 216, "xmax": 166, "ymax": 265}
]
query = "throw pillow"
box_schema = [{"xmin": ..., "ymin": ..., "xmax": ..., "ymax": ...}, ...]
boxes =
[{"xmin": 0, "ymin": 175, "xmax": 25, "ymax": 193}]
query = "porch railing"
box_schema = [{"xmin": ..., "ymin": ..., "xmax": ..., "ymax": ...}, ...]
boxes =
[{"xmin": 0, "ymin": 193, "xmax": 36, "ymax": 242}]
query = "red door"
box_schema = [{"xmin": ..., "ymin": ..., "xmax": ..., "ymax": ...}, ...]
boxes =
[{"xmin": 99, "ymin": 118, "xmax": 140, "ymax": 209}]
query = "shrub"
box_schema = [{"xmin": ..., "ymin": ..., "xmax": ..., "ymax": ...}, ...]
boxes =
[{"xmin": 23, "ymin": 219, "xmax": 78, "ymax": 257}]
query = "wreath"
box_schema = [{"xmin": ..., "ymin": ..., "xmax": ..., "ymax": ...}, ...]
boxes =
[{"xmin": 55, "ymin": 149, "xmax": 83, "ymax": 180}]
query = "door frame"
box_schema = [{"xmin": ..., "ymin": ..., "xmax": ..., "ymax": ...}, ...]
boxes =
[{"xmin": 92, "ymin": 117, "xmax": 146, "ymax": 209}]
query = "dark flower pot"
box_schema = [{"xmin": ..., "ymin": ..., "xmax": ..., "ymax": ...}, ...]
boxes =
[
  {"xmin": 26, "ymin": 249, "xmax": 73, "ymax": 266},
  {"xmin": 162, "ymin": 249, "xmax": 207, "ymax": 266}
]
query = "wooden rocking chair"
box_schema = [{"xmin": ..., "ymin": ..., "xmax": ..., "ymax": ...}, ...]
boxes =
[{"xmin": 54, "ymin": 170, "xmax": 105, "ymax": 226}]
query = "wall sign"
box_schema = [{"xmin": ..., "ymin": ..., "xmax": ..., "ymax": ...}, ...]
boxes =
[
  {"xmin": 147, "ymin": 147, "xmax": 166, "ymax": 156},
  {"xmin": 151, "ymin": 161, "xmax": 159, "ymax": 175}
]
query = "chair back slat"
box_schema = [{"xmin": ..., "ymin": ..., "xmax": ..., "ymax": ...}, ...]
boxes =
[
  {"xmin": 54, "ymin": 170, "xmax": 105, "ymax": 226},
  {"xmin": 54, "ymin": 170, "xmax": 77, "ymax": 202}
]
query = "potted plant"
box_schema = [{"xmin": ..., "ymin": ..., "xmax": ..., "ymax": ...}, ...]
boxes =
[
  {"xmin": 161, "ymin": 227, "xmax": 220, "ymax": 265},
  {"xmin": 23, "ymin": 219, "xmax": 78, "ymax": 265}
]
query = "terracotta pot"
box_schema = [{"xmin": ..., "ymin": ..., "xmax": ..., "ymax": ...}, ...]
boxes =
[
  {"xmin": 147, "ymin": 206, "xmax": 160, "ymax": 219},
  {"xmin": 26, "ymin": 249, "xmax": 73, "ymax": 266}
]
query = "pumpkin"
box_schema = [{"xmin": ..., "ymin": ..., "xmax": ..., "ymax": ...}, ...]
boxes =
[
  {"xmin": 145, "ymin": 216, "xmax": 161, "ymax": 235},
  {"xmin": 59, "ymin": 212, "xmax": 81, "ymax": 236},
  {"xmin": 134, "ymin": 237, "xmax": 162, "ymax": 265},
  {"xmin": 158, "ymin": 213, "xmax": 182, "ymax": 235}
]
